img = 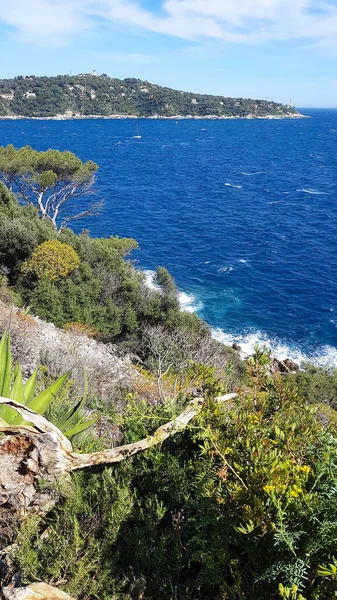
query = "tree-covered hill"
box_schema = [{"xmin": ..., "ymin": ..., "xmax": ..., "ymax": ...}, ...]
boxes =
[{"xmin": 0, "ymin": 74, "xmax": 301, "ymax": 119}]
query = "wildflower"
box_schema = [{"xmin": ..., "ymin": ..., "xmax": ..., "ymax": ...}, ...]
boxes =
[
  {"xmin": 290, "ymin": 484, "xmax": 303, "ymax": 498},
  {"xmin": 263, "ymin": 484, "xmax": 275, "ymax": 493},
  {"xmin": 300, "ymin": 465, "xmax": 311, "ymax": 473}
]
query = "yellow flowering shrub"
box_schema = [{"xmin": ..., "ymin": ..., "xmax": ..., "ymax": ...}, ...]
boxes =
[{"xmin": 22, "ymin": 240, "xmax": 80, "ymax": 281}]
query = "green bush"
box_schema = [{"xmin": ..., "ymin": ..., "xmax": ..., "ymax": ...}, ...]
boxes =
[{"xmin": 13, "ymin": 352, "xmax": 337, "ymax": 600}]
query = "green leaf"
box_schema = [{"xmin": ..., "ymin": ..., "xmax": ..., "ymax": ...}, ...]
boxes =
[
  {"xmin": 58, "ymin": 371, "xmax": 88, "ymax": 430},
  {"xmin": 0, "ymin": 361, "xmax": 25, "ymax": 424},
  {"xmin": 0, "ymin": 331, "xmax": 15, "ymax": 422},
  {"xmin": 11, "ymin": 363, "xmax": 24, "ymax": 404},
  {"xmin": 0, "ymin": 331, "xmax": 12, "ymax": 397},
  {"xmin": 64, "ymin": 417, "xmax": 97, "ymax": 439},
  {"xmin": 28, "ymin": 370, "xmax": 70, "ymax": 415},
  {"xmin": 11, "ymin": 370, "xmax": 70, "ymax": 425},
  {"xmin": 23, "ymin": 369, "xmax": 38, "ymax": 404}
]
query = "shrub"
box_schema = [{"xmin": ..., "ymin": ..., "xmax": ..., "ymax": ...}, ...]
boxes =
[
  {"xmin": 22, "ymin": 240, "xmax": 80, "ymax": 282},
  {"xmin": 63, "ymin": 321, "xmax": 97, "ymax": 338},
  {"xmin": 13, "ymin": 351, "xmax": 337, "ymax": 600}
]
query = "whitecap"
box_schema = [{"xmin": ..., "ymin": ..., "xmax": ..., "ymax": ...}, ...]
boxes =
[
  {"xmin": 218, "ymin": 266, "xmax": 234, "ymax": 273},
  {"xmin": 297, "ymin": 188, "xmax": 327, "ymax": 195},
  {"xmin": 238, "ymin": 259, "xmax": 248, "ymax": 264},
  {"xmin": 143, "ymin": 269, "xmax": 203, "ymax": 314},
  {"xmin": 143, "ymin": 270, "xmax": 159, "ymax": 291},
  {"xmin": 178, "ymin": 291, "xmax": 204, "ymax": 313},
  {"xmin": 211, "ymin": 328, "xmax": 337, "ymax": 368},
  {"xmin": 241, "ymin": 171, "xmax": 263, "ymax": 176},
  {"xmin": 225, "ymin": 183, "xmax": 242, "ymax": 189},
  {"xmin": 268, "ymin": 201, "xmax": 280, "ymax": 205}
]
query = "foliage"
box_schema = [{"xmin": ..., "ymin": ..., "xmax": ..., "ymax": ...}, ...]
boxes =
[
  {"xmin": 0, "ymin": 330, "xmax": 95, "ymax": 438},
  {"xmin": 22, "ymin": 240, "xmax": 80, "ymax": 281},
  {"xmin": 0, "ymin": 183, "xmax": 56, "ymax": 281},
  {"xmin": 0, "ymin": 74, "xmax": 299, "ymax": 118},
  {"xmin": 287, "ymin": 363, "xmax": 337, "ymax": 410},
  {"xmin": 63, "ymin": 321, "xmax": 98, "ymax": 338},
  {"xmin": 0, "ymin": 145, "xmax": 99, "ymax": 229},
  {"xmin": 13, "ymin": 349, "xmax": 337, "ymax": 600}
]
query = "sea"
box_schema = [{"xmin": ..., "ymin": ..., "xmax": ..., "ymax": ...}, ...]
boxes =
[{"xmin": 0, "ymin": 108, "xmax": 336, "ymax": 367}]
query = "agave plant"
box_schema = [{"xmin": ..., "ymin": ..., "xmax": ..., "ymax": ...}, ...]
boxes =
[{"xmin": 0, "ymin": 330, "xmax": 96, "ymax": 438}]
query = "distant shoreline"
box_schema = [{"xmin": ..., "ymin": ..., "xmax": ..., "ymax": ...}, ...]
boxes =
[{"xmin": 0, "ymin": 112, "xmax": 309, "ymax": 121}]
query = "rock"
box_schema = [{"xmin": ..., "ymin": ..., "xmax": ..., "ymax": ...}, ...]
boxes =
[
  {"xmin": 232, "ymin": 343, "xmax": 241, "ymax": 352},
  {"xmin": 283, "ymin": 358, "xmax": 299, "ymax": 372},
  {"xmin": 270, "ymin": 357, "xmax": 299, "ymax": 374},
  {"xmin": 2, "ymin": 582, "xmax": 75, "ymax": 600}
]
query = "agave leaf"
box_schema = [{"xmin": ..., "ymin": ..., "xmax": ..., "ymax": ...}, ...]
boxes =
[
  {"xmin": 64, "ymin": 417, "xmax": 97, "ymax": 439},
  {"xmin": 0, "ymin": 331, "xmax": 12, "ymax": 397},
  {"xmin": 0, "ymin": 332, "xmax": 14, "ymax": 422},
  {"xmin": 58, "ymin": 372, "xmax": 89, "ymax": 430},
  {"xmin": 11, "ymin": 371, "xmax": 70, "ymax": 425},
  {"xmin": 23, "ymin": 368, "xmax": 38, "ymax": 404},
  {"xmin": 0, "ymin": 331, "xmax": 8, "ymax": 394},
  {"xmin": 11, "ymin": 362, "xmax": 24, "ymax": 403},
  {"xmin": 28, "ymin": 370, "xmax": 70, "ymax": 415},
  {"xmin": 1, "ymin": 362, "xmax": 25, "ymax": 423}
]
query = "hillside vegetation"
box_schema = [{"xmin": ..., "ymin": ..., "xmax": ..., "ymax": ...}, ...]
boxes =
[{"xmin": 0, "ymin": 74, "xmax": 300, "ymax": 118}]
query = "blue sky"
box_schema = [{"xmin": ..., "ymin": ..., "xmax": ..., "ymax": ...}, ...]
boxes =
[{"xmin": 0, "ymin": 0, "xmax": 337, "ymax": 107}]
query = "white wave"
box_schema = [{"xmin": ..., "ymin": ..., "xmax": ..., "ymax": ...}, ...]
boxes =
[
  {"xmin": 143, "ymin": 270, "xmax": 203, "ymax": 314},
  {"xmin": 268, "ymin": 201, "xmax": 281, "ymax": 205},
  {"xmin": 143, "ymin": 270, "xmax": 337, "ymax": 367},
  {"xmin": 218, "ymin": 266, "xmax": 234, "ymax": 273},
  {"xmin": 242, "ymin": 171, "xmax": 263, "ymax": 176},
  {"xmin": 143, "ymin": 269, "xmax": 159, "ymax": 291},
  {"xmin": 238, "ymin": 259, "xmax": 247, "ymax": 263},
  {"xmin": 297, "ymin": 188, "xmax": 327, "ymax": 195},
  {"xmin": 178, "ymin": 291, "xmax": 204, "ymax": 313},
  {"xmin": 225, "ymin": 183, "xmax": 242, "ymax": 188},
  {"xmin": 211, "ymin": 328, "xmax": 337, "ymax": 368}
]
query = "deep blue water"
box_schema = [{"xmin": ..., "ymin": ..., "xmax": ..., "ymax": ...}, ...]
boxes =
[{"xmin": 0, "ymin": 109, "xmax": 336, "ymax": 365}]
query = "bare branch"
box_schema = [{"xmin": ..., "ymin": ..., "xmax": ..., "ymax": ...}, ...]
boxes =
[
  {"xmin": 59, "ymin": 199, "xmax": 104, "ymax": 231},
  {"xmin": 0, "ymin": 392, "xmax": 237, "ymax": 472}
]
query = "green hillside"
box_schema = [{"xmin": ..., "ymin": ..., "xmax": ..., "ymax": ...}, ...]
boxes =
[{"xmin": 0, "ymin": 74, "xmax": 300, "ymax": 118}]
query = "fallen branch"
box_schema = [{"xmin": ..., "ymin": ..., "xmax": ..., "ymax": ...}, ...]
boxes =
[
  {"xmin": 70, "ymin": 393, "xmax": 237, "ymax": 469},
  {"xmin": 0, "ymin": 392, "xmax": 237, "ymax": 521},
  {"xmin": 2, "ymin": 582, "xmax": 75, "ymax": 599}
]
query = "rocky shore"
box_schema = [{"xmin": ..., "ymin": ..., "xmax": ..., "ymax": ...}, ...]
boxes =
[{"xmin": 0, "ymin": 112, "xmax": 309, "ymax": 121}]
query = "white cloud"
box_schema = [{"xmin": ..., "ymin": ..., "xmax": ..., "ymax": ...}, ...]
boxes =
[
  {"xmin": 0, "ymin": 0, "xmax": 337, "ymax": 46},
  {"xmin": 0, "ymin": 0, "xmax": 92, "ymax": 45}
]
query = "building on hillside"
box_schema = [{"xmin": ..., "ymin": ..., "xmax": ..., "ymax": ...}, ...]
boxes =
[{"xmin": 0, "ymin": 90, "xmax": 14, "ymax": 100}]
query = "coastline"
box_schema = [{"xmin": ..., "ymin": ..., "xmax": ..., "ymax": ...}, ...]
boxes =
[
  {"xmin": 0, "ymin": 112, "xmax": 309, "ymax": 121},
  {"xmin": 143, "ymin": 271, "xmax": 337, "ymax": 369}
]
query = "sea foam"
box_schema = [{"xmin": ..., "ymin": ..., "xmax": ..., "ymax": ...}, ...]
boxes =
[
  {"xmin": 225, "ymin": 183, "xmax": 242, "ymax": 189},
  {"xmin": 143, "ymin": 270, "xmax": 203, "ymax": 313},
  {"xmin": 212, "ymin": 328, "xmax": 337, "ymax": 368},
  {"xmin": 296, "ymin": 188, "xmax": 327, "ymax": 195},
  {"xmin": 144, "ymin": 269, "xmax": 337, "ymax": 367}
]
